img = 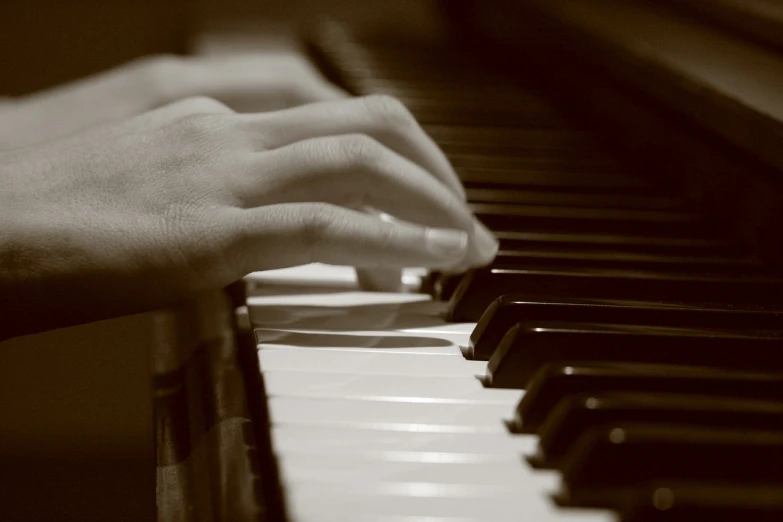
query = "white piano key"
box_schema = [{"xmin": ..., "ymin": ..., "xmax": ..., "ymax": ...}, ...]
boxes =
[
  {"xmin": 278, "ymin": 453, "xmax": 553, "ymax": 486},
  {"xmin": 256, "ymin": 329, "xmax": 465, "ymax": 355},
  {"xmin": 268, "ymin": 397, "xmax": 512, "ymax": 433},
  {"xmin": 250, "ymin": 304, "xmax": 458, "ymax": 331},
  {"xmin": 287, "ymin": 492, "xmax": 532, "ymax": 522},
  {"xmin": 259, "ymin": 347, "xmax": 486, "ymax": 377},
  {"xmin": 248, "ymin": 289, "xmax": 475, "ymax": 332},
  {"xmin": 271, "ymin": 426, "xmax": 537, "ymax": 458},
  {"xmin": 263, "ymin": 371, "xmax": 523, "ymax": 404},
  {"xmin": 246, "ymin": 264, "xmax": 426, "ymax": 290},
  {"xmin": 286, "ymin": 487, "xmax": 617, "ymax": 522},
  {"xmin": 249, "ymin": 289, "xmax": 434, "ymax": 307}
]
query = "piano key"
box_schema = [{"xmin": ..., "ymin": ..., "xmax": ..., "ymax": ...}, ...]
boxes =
[
  {"xmin": 270, "ymin": 426, "xmax": 536, "ymax": 460},
  {"xmin": 267, "ymin": 396, "xmax": 512, "ymax": 433},
  {"xmin": 493, "ymin": 230, "xmax": 740, "ymax": 256},
  {"xmin": 557, "ymin": 424, "xmax": 783, "ymax": 507},
  {"xmin": 255, "ymin": 329, "xmax": 465, "ymax": 355},
  {"xmin": 247, "ymin": 289, "xmax": 457, "ymax": 331},
  {"xmin": 259, "ymin": 348, "xmax": 485, "ymax": 377},
  {"xmin": 516, "ymin": 362, "xmax": 783, "ymax": 433},
  {"xmin": 458, "ymin": 166, "xmax": 645, "ymax": 191},
  {"xmin": 471, "ymin": 203, "xmax": 709, "ymax": 237},
  {"xmin": 287, "ymin": 489, "xmax": 615, "ymax": 522},
  {"xmin": 426, "ymin": 126, "xmax": 603, "ymax": 152},
  {"xmin": 464, "ymin": 187, "xmax": 682, "ymax": 209},
  {"xmin": 485, "ymin": 322, "xmax": 783, "ymax": 388},
  {"xmin": 532, "ymin": 392, "xmax": 783, "ymax": 468},
  {"xmin": 263, "ymin": 371, "xmax": 522, "ymax": 405},
  {"xmin": 278, "ymin": 453, "xmax": 546, "ymax": 486},
  {"xmin": 469, "ymin": 295, "xmax": 783, "ymax": 361},
  {"xmin": 618, "ymin": 483, "xmax": 783, "ymax": 522},
  {"xmin": 245, "ymin": 264, "xmax": 427, "ymax": 292},
  {"xmin": 447, "ymin": 267, "xmax": 783, "ymax": 321},
  {"xmin": 491, "ymin": 249, "xmax": 759, "ymax": 273},
  {"xmin": 450, "ymin": 155, "xmax": 632, "ymax": 179}
]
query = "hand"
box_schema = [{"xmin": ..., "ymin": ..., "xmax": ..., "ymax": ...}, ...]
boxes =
[
  {"xmin": 0, "ymin": 53, "xmax": 348, "ymax": 150},
  {"xmin": 0, "ymin": 95, "xmax": 498, "ymax": 340}
]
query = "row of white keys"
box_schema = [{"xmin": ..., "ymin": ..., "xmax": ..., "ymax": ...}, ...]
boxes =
[{"xmin": 249, "ymin": 265, "xmax": 617, "ymax": 522}]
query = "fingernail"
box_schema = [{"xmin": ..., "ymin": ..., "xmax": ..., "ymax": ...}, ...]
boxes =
[
  {"xmin": 468, "ymin": 219, "xmax": 499, "ymax": 266},
  {"xmin": 426, "ymin": 228, "xmax": 469, "ymax": 260}
]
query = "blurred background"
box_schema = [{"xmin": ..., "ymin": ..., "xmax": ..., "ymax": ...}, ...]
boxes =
[{"xmin": 0, "ymin": 0, "xmax": 439, "ymax": 95}]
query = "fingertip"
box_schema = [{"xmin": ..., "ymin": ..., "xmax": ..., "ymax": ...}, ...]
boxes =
[
  {"xmin": 465, "ymin": 219, "xmax": 499, "ymax": 268},
  {"xmin": 425, "ymin": 227, "xmax": 469, "ymax": 261}
]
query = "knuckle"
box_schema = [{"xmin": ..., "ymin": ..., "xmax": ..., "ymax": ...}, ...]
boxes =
[
  {"xmin": 335, "ymin": 134, "xmax": 387, "ymax": 168},
  {"xmin": 363, "ymin": 94, "xmax": 416, "ymax": 129},
  {"xmin": 297, "ymin": 203, "xmax": 340, "ymax": 255},
  {"xmin": 167, "ymin": 112, "xmax": 237, "ymax": 155},
  {"xmin": 176, "ymin": 96, "xmax": 232, "ymax": 114},
  {"xmin": 175, "ymin": 113, "xmax": 223, "ymax": 138}
]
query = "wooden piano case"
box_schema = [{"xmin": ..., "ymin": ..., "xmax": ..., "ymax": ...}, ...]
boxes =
[{"xmin": 153, "ymin": 282, "xmax": 283, "ymax": 522}]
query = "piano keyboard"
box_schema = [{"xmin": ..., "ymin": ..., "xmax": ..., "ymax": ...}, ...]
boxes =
[{"xmin": 243, "ymin": 24, "xmax": 783, "ymax": 522}]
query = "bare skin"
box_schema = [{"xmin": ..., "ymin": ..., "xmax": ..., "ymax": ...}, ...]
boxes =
[
  {"xmin": 0, "ymin": 53, "xmax": 351, "ymax": 149},
  {"xmin": 0, "ymin": 58, "xmax": 497, "ymax": 340}
]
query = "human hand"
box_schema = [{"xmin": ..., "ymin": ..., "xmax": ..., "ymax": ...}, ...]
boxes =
[
  {"xmin": 0, "ymin": 95, "xmax": 497, "ymax": 339},
  {"xmin": 0, "ymin": 53, "xmax": 348, "ymax": 150}
]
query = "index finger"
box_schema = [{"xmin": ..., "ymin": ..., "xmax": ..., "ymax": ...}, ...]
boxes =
[{"xmin": 238, "ymin": 95, "xmax": 467, "ymax": 201}]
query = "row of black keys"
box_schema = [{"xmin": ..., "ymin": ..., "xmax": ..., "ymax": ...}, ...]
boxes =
[
  {"xmin": 465, "ymin": 294, "xmax": 783, "ymax": 517},
  {"xmin": 307, "ymin": 29, "xmax": 783, "ymax": 522}
]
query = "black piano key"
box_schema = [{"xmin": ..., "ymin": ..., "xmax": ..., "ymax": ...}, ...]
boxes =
[
  {"xmin": 485, "ymin": 322, "xmax": 783, "ymax": 388},
  {"xmin": 619, "ymin": 483, "xmax": 783, "ymax": 522},
  {"xmin": 515, "ymin": 362, "xmax": 783, "ymax": 433},
  {"xmin": 557, "ymin": 424, "xmax": 783, "ymax": 508},
  {"xmin": 427, "ymin": 126, "xmax": 604, "ymax": 155},
  {"xmin": 491, "ymin": 249, "xmax": 758, "ymax": 273},
  {"xmin": 451, "ymin": 155, "xmax": 632, "ymax": 180},
  {"xmin": 469, "ymin": 295, "xmax": 783, "ymax": 361},
  {"xmin": 457, "ymin": 167, "xmax": 644, "ymax": 192},
  {"xmin": 532, "ymin": 392, "xmax": 783, "ymax": 468},
  {"xmin": 446, "ymin": 267, "xmax": 783, "ymax": 321},
  {"xmin": 494, "ymin": 230, "xmax": 741, "ymax": 257},
  {"xmin": 465, "ymin": 187, "xmax": 683, "ymax": 209},
  {"xmin": 472, "ymin": 204, "xmax": 710, "ymax": 237}
]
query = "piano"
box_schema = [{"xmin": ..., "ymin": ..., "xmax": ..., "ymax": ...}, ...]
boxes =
[{"xmin": 156, "ymin": 1, "xmax": 783, "ymax": 520}]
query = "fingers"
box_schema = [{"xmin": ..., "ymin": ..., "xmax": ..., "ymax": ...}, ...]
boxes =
[
  {"xmin": 227, "ymin": 203, "xmax": 470, "ymax": 273},
  {"xmin": 177, "ymin": 54, "xmax": 351, "ymax": 112},
  {"xmin": 239, "ymin": 95, "xmax": 466, "ymax": 200},
  {"xmin": 238, "ymin": 135, "xmax": 474, "ymax": 233}
]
